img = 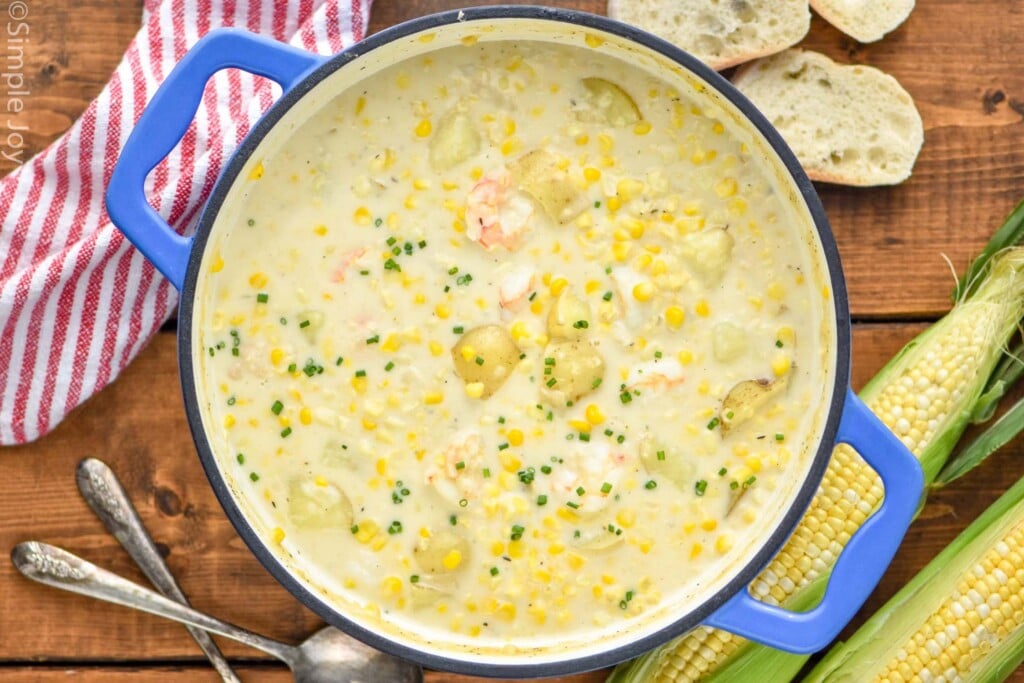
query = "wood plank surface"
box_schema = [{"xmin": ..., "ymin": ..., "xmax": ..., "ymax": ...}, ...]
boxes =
[{"xmin": 3, "ymin": 0, "xmax": 1024, "ymax": 681}]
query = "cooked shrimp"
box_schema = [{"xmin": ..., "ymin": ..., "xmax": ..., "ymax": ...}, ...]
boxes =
[
  {"xmin": 425, "ymin": 430, "xmax": 485, "ymax": 506},
  {"xmin": 465, "ymin": 167, "xmax": 534, "ymax": 250},
  {"xmin": 330, "ymin": 247, "xmax": 369, "ymax": 283},
  {"xmin": 498, "ymin": 265, "xmax": 536, "ymax": 312},
  {"xmin": 625, "ymin": 357, "xmax": 685, "ymax": 391},
  {"xmin": 546, "ymin": 441, "xmax": 633, "ymax": 514}
]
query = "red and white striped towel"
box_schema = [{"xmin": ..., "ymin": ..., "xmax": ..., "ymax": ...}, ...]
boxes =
[{"xmin": 0, "ymin": 0, "xmax": 372, "ymax": 444}]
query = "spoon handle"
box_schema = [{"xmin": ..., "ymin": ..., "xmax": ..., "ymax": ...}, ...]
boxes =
[
  {"xmin": 76, "ymin": 458, "xmax": 241, "ymax": 683},
  {"xmin": 12, "ymin": 541, "xmax": 297, "ymax": 665}
]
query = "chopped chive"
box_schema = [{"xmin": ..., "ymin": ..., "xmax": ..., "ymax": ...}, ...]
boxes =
[
  {"xmin": 644, "ymin": 480, "xmax": 657, "ymax": 490},
  {"xmin": 236, "ymin": 453, "xmax": 245, "ymax": 465},
  {"xmin": 620, "ymin": 390, "xmax": 633, "ymax": 404},
  {"xmin": 730, "ymin": 480, "xmax": 740, "ymax": 490},
  {"xmin": 449, "ymin": 514, "xmax": 457, "ymax": 526},
  {"xmin": 604, "ymin": 428, "xmax": 614, "ymax": 436},
  {"xmin": 579, "ymin": 432, "xmax": 591, "ymax": 442},
  {"xmin": 456, "ymin": 273, "xmax": 473, "ymax": 286},
  {"xmin": 474, "ymin": 356, "xmax": 485, "ymax": 366},
  {"xmin": 537, "ymin": 494, "xmax": 548, "ymax": 506},
  {"xmin": 566, "ymin": 501, "xmax": 580, "ymax": 509},
  {"xmin": 744, "ymin": 475, "xmax": 757, "ymax": 488},
  {"xmin": 226, "ymin": 396, "xmax": 236, "ymax": 406},
  {"xmin": 544, "ymin": 357, "xmax": 556, "ymax": 366},
  {"xmin": 602, "ymin": 291, "xmax": 613, "ymax": 301},
  {"xmin": 374, "ymin": 217, "xmax": 383, "ymax": 227},
  {"xmin": 247, "ymin": 218, "xmax": 255, "ymax": 226},
  {"xmin": 453, "ymin": 326, "xmax": 464, "ymax": 334},
  {"xmin": 510, "ymin": 524, "xmax": 525, "ymax": 541},
  {"xmin": 490, "ymin": 566, "xmax": 500, "ymax": 576},
  {"xmin": 695, "ymin": 479, "xmax": 708, "ymax": 496},
  {"xmin": 231, "ymin": 348, "xmax": 239, "ymax": 357},
  {"xmin": 355, "ymin": 369, "xmax": 366, "ymax": 377},
  {"xmin": 249, "ymin": 472, "xmax": 260, "ymax": 482},
  {"xmin": 497, "ymin": 416, "xmax": 506, "ymax": 424},
  {"xmin": 385, "ymin": 361, "xmax": 395, "ymax": 372},
  {"xmin": 718, "ymin": 467, "xmax": 728, "ymax": 476},
  {"xmin": 459, "ymin": 498, "xmax": 468, "ymax": 508},
  {"xmin": 287, "ymin": 363, "xmax": 297, "ymax": 373},
  {"xmin": 384, "ymin": 258, "xmax": 401, "ymax": 272},
  {"xmin": 410, "ymin": 574, "xmax": 420, "ymax": 584},
  {"xmin": 350, "ymin": 524, "xmax": 359, "ymax": 534},
  {"xmin": 280, "ymin": 426, "xmax": 292, "ymax": 438},
  {"xmin": 455, "ymin": 460, "xmax": 466, "ymax": 470},
  {"xmin": 498, "ymin": 442, "xmax": 509, "ymax": 451},
  {"xmin": 418, "ymin": 239, "xmax": 427, "ymax": 249},
  {"xmin": 482, "ymin": 467, "xmax": 491, "ymax": 478},
  {"xmin": 279, "ymin": 317, "xmax": 288, "ymax": 325},
  {"xmin": 573, "ymin": 319, "xmax": 589, "ymax": 329},
  {"xmin": 707, "ymin": 417, "xmax": 720, "ymax": 430},
  {"xmin": 448, "ymin": 266, "xmax": 459, "ymax": 275},
  {"xmin": 600, "ymin": 482, "xmax": 613, "ymax": 494},
  {"xmin": 775, "ymin": 433, "xmax": 785, "ymax": 441},
  {"xmin": 654, "ymin": 350, "xmax": 663, "ymax": 359},
  {"xmin": 299, "ymin": 319, "xmax": 310, "ymax": 328},
  {"xmin": 616, "ymin": 434, "xmax": 626, "ymax": 444},
  {"xmin": 576, "ymin": 486, "xmax": 586, "ymax": 496},
  {"xmin": 594, "ymin": 200, "xmax": 602, "ymax": 208},
  {"xmin": 256, "ymin": 292, "xmax": 269, "ymax": 303},
  {"xmin": 775, "ymin": 339, "xmax": 784, "ymax": 348},
  {"xmin": 656, "ymin": 450, "xmax": 666, "ymax": 461},
  {"xmin": 335, "ymin": 356, "xmax": 344, "ymax": 366},
  {"xmin": 387, "ymin": 520, "xmax": 403, "ymax": 535},
  {"xmin": 386, "ymin": 236, "xmax": 397, "ymax": 246},
  {"xmin": 540, "ymin": 465, "xmax": 552, "ymax": 475},
  {"xmin": 546, "ymin": 378, "xmax": 558, "ymax": 387},
  {"xmin": 528, "ymin": 291, "xmax": 538, "ymax": 301},
  {"xmin": 271, "ymin": 400, "xmax": 284, "ymax": 415},
  {"xmin": 592, "ymin": 377, "xmax": 603, "ymax": 389}
]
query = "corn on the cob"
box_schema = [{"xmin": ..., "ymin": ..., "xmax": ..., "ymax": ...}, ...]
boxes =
[
  {"xmin": 807, "ymin": 471, "xmax": 1024, "ymax": 682},
  {"xmin": 609, "ymin": 236, "xmax": 1024, "ymax": 683}
]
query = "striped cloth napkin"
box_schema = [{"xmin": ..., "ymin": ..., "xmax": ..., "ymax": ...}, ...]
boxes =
[{"xmin": 0, "ymin": 0, "xmax": 372, "ymax": 444}]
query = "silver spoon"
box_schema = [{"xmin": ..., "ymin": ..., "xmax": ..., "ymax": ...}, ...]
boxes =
[
  {"xmin": 75, "ymin": 457, "xmax": 239, "ymax": 683},
  {"xmin": 12, "ymin": 541, "xmax": 423, "ymax": 683}
]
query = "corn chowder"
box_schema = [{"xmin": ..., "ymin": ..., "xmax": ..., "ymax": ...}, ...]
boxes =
[{"xmin": 196, "ymin": 36, "xmax": 833, "ymax": 654}]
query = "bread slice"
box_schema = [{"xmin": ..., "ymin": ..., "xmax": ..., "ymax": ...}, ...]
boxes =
[
  {"xmin": 732, "ymin": 49, "xmax": 923, "ymax": 186},
  {"xmin": 607, "ymin": 0, "xmax": 810, "ymax": 71},
  {"xmin": 810, "ymin": 0, "xmax": 914, "ymax": 43}
]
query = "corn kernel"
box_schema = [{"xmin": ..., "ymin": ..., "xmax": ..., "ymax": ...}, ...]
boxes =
[
  {"xmin": 272, "ymin": 526, "xmax": 285, "ymax": 544},
  {"xmin": 690, "ymin": 543, "xmax": 703, "ymax": 559},
  {"xmin": 585, "ymin": 404, "xmax": 606, "ymax": 425},
  {"xmin": 716, "ymin": 534, "xmax": 734, "ymax": 554},
  {"xmin": 465, "ymin": 382, "xmax": 485, "ymax": 399},
  {"xmin": 248, "ymin": 161, "xmax": 264, "ymax": 180},
  {"xmin": 583, "ymin": 167, "xmax": 601, "ymax": 182},
  {"xmin": 612, "ymin": 242, "xmax": 631, "ymax": 262},
  {"xmin": 354, "ymin": 206, "xmax": 372, "ymax": 225},
  {"xmin": 695, "ymin": 300, "xmax": 710, "ymax": 317},
  {"xmin": 767, "ymin": 282, "xmax": 786, "ymax": 300},
  {"xmin": 460, "ymin": 344, "xmax": 477, "ymax": 362},
  {"xmin": 223, "ymin": 414, "xmax": 235, "ymax": 429},
  {"xmin": 508, "ymin": 429, "xmax": 524, "ymax": 446},
  {"xmin": 665, "ymin": 306, "xmax": 685, "ymax": 329},
  {"xmin": 381, "ymin": 576, "xmax": 403, "ymax": 596},
  {"xmin": 442, "ymin": 550, "xmax": 463, "ymax": 570},
  {"xmin": 550, "ymin": 277, "xmax": 569, "ymax": 297},
  {"xmin": 435, "ymin": 303, "xmax": 450, "ymax": 319},
  {"xmin": 362, "ymin": 417, "xmax": 377, "ymax": 431},
  {"xmin": 584, "ymin": 33, "xmax": 604, "ymax": 48},
  {"xmin": 569, "ymin": 419, "xmax": 591, "ymax": 432},
  {"xmin": 299, "ymin": 408, "xmax": 312, "ymax": 425},
  {"xmin": 616, "ymin": 178, "xmax": 645, "ymax": 202},
  {"xmin": 633, "ymin": 120, "xmax": 652, "ymax": 135},
  {"xmin": 772, "ymin": 354, "xmax": 792, "ymax": 377},
  {"xmin": 414, "ymin": 119, "xmax": 432, "ymax": 137},
  {"xmin": 425, "ymin": 391, "xmax": 444, "ymax": 405},
  {"xmin": 249, "ymin": 272, "xmax": 268, "ymax": 288},
  {"xmin": 575, "ymin": 133, "xmax": 590, "ymax": 145},
  {"xmin": 632, "ymin": 282, "xmax": 655, "ymax": 302},
  {"xmin": 715, "ymin": 177, "xmax": 738, "ymax": 198},
  {"xmin": 701, "ymin": 518, "xmax": 718, "ymax": 532}
]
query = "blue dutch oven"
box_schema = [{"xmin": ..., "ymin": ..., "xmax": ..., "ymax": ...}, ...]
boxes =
[{"xmin": 105, "ymin": 6, "xmax": 923, "ymax": 677}]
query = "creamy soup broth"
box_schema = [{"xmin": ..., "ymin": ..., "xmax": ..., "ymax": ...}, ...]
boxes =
[{"xmin": 195, "ymin": 34, "xmax": 835, "ymax": 655}]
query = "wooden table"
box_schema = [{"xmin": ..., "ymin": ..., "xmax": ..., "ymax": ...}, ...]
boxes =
[{"xmin": 2, "ymin": 0, "xmax": 1023, "ymax": 680}]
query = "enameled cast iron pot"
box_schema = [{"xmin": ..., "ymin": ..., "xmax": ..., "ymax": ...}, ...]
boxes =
[{"xmin": 105, "ymin": 6, "xmax": 924, "ymax": 677}]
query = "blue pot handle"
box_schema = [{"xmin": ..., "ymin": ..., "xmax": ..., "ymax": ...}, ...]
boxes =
[
  {"xmin": 703, "ymin": 387, "xmax": 923, "ymax": 654},
  {"xmin": 105, "ymin": 29, "xmax": 324, "ymax": 290}
]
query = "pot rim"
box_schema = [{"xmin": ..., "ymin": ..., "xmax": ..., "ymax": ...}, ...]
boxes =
[{"xmin": 177, "ymin": 5, "xmax": 851, "ymax": 677}]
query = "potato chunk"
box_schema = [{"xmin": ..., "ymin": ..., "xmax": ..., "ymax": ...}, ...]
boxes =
[
  {"xmin": 429, "ymin": 110, "xmax": 481, "ymax": 170},
  {"xmin": 286, "ymin": 478, "xmax": 353, "ymax": 530},
  {"xmin": 541, "ymin": 340, "xmax": 606, "ymax": 405},
  {"xmin": 547, "ymin": 290, "xmax": 592, "ymax": 341},
  {"xmin": 509, "ymin": 149, "xmax": 589, "ymax": 224},
  {"xmin": 678, "ymin": 227, "xmax": 735, "ymax": 284},
  {"xmin": 720, "ymin": 377, "xmax": 788, "ymax": 435},
  {"xmin": 712, "ymin": 321, "xmax": 748, "ymax": 362},
  {"xmin": 413, "ymin": 530, "xmax": 470, "ymax": 574},
  {"xmin": 575, "ymin": 77, "xmax": 642, "ymax": 127},
  {"xmin": 451, "ymin": 325, "xmax": 521, "ymax": 399},
  {"xmin": 639, "ymin": 436, "xmax": 695, "ymax": 491}
]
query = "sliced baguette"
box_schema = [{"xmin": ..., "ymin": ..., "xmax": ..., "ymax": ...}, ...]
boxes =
[
  {"xmin": 733, "ymin": 49, "xmax": 923, "ymax": 186},
  {"xmin": 810, "ymin": 0, "xmax": 914, "ymax": 43},
  {"xmin": 607, "ymin": 0, "xmax": 810, "ymax": 71}
]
